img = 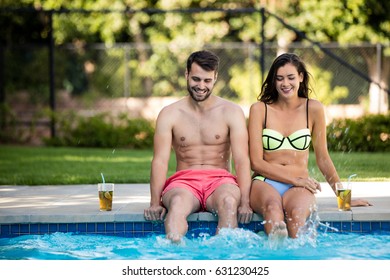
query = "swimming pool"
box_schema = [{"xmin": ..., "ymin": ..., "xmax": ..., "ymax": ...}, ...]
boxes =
[
  {"xmin": 1, "ymin": 183, "xmax": 390, "ymax": 260},
  {"xmin": 1, "ymin": 226, "xmax": 389, "ymax": 260}
]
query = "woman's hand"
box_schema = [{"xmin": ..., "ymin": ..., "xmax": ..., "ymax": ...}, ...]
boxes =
[
  {"xmin": 351, "ymin": 199, "xmax": 372, "ymax": 207},
  {"xmin": 294, "ymin": 177, "xmax": 322, "ymax": 194}
]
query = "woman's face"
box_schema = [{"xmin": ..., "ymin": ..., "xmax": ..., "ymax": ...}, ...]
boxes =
[{"xmin": 275, "ymin": 63, "xmax": 303, "ymax": 98}]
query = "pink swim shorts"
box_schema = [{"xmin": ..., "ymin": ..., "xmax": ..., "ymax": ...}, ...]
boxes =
[{"xmin": 162, "ymin": 169, "xmax": 239, "ymax": 210}]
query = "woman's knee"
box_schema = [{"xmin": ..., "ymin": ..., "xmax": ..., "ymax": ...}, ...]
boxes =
[
  {"xmin": 285, "ymin": 206, "xmax": 308, "ymax": 224},
  {"xmin": 263, "ymin": 200, "xmax": 283, "ymax": 214}
]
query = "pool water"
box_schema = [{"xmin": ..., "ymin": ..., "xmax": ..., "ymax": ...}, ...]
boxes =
[{"xmin": 1, "ymin": 228, "xmax": 389, "ymax": 260}]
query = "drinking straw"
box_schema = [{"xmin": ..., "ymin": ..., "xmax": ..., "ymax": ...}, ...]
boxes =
[
  {"xmin": 348, "ymin": 174, "xmax": 357, "ymax": 185},
  {"xmin": 101, "ymin": 173, "xmax": 105, "ymax": 185}
]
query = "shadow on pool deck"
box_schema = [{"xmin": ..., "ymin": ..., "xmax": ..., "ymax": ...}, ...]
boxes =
[{"xmin": 0, "ymin": 182, "xmax": 389, "ymax": 224}]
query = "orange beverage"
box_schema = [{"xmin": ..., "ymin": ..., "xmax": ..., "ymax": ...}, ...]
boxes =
[
  {"xmin": 98, "ymin": 183, "xmax": 114, "ymax": 211},
  {"xmin": 336, "ymin": 182, "xmax": 351, "ymax": 211},
  {"xmin": 337, "ymin": 189, "xmax": 351, "ymax": 211}
]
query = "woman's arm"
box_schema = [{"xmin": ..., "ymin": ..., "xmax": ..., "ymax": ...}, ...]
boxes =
[
  {"xmin": 311, "ymin": 100, "xmax": 371, "ymax": 206},
  {"xmin": 310, "ymin": 100, "xmax": 340, "ymax": 194}
]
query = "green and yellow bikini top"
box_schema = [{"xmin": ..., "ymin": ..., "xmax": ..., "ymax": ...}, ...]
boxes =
[{"xmin": 262, "ymin": 99, "xmax": 311, "ymax": 152}]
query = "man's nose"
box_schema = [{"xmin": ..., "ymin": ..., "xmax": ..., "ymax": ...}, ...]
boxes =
[{"xmin": 198, "ymin": 81, "xmax": 206, "ymax": 89}]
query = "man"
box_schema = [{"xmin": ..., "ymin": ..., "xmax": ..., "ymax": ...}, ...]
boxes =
[{"xmin": 144, "ymin": 50, "xmax": 253, "ymax": 243}]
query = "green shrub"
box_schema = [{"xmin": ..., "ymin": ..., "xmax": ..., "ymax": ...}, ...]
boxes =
[
  {"xmin": 44, "ymin": 112, "xmax": 155, "ymax": 149},
  {"xmin": 0, "ymin": 104, "xmax": 38, "ymax": 144},
  {"xmin": 327, "ymin": 114, "xmax": 390, "ymax": 152}
]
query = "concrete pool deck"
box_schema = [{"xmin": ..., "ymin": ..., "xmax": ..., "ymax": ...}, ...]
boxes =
[{"xmin": 0, "ymin": 182, "xmax": 389, "ymax": 224}]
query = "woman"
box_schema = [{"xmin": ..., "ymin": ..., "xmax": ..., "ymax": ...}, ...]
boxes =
[{"xmin": 248, "ymin": 53, "xmax": 370, "ymax": 239}]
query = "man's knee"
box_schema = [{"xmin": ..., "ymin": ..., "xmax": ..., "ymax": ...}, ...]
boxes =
[
  {"xmin": 164, "ymin": 193, "xmax": 186, "ymax": 211},
  {"xmin": 218, "ymin": 194, "xmax": 239, "ymax": 211}
]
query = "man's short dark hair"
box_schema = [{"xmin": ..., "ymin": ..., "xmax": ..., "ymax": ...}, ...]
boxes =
[{"xmin": 186, "ymin": 50, "xmax": 220, "ymax": 73}]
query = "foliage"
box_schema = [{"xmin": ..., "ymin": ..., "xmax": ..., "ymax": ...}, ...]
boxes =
[
  {"xmin": 327, "ymin": 113, "xmax": 390, "ymax": 152},
  {"xmin": 229, "ymin": 58, "xmax": 261, "ymax": 103},
  {"xmin": 281, "ymin": 0, "xmax": 390, "ymax": 109},
  {"xmin": 289, "ymin": 0, "xmax": 390, "ymax": 44},
  {"xmin": 0, "ymin": 104, "xmax": 22, "ymax": 143},
  {"xmin": 44, "ymin": 111, "xmax": 155, "ymax": 149},
  {"xmin": 1, "ymin": 0, "xmax": 389, "ymax": 109},
  {"xmin": 308, "ymin": 64, "xmax": 348, "ymax": 105},
  {"xmin": 0, "ymin": 103, "xmax": 48, "ymax": 144}
]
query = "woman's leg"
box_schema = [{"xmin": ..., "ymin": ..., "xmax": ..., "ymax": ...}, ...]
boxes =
[
  {"xmin": 283, "ymin": 187, "xmax": 317, "ymax": 238},
  {"xmin": 250, "ymin": 180, "xmax": 287, "ymax": 237}
]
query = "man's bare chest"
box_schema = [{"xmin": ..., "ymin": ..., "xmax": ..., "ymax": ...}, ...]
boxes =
[{"xmin": 172, "ymin": 118, "xmax": 229, "ymax": 146}]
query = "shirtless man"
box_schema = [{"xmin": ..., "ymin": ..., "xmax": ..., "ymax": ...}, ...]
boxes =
[{"xmin": 144, "ymin": 50, "xmax": 253, "ymax": 242}]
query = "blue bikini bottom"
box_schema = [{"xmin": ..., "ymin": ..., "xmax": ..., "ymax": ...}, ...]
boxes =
[{"xmin": 252, "ymin": 175, "xmax": 293, "ymax": 196}]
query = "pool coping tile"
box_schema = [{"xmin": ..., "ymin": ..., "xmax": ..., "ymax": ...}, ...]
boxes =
[{"xmin": 1, "ymin": 183, "xmax": 390, "ymax": 237}]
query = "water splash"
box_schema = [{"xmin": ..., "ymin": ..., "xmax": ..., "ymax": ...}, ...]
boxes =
[
  {"xmin": 2, "ymin": 231, "xmax": 390, "ymax": 260},
  {"xmin": 295, "ymin": 205, "xmax": 338, "ymax": 248}
]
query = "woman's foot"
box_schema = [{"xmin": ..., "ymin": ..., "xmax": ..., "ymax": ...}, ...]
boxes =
[{"xmin": 269, "ymin": 221, "xmax": 288, "ymax": 241}]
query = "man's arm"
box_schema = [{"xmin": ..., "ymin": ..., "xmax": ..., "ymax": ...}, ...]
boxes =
[
  {"xmin": 228, "ymin": 104, "xmax": 253, "ymax": 224},
  {"xmin": 144, "ymin": 108, "xmax": 173, "ymax": 221}
]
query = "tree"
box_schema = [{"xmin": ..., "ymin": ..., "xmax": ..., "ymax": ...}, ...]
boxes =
[
  {"xmin": 2, "ymin": 0, "xmax": 388, "ymax": 109},
  {"xmin": 34, "ymin": 0, "xmax": 262, "ymax": 98},
  {"xmin": 271, "ymin": 0, "xmax": 390, "ymax": 113}
]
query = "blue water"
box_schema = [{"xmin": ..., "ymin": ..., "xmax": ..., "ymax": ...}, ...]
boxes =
[{"xmin": 1, "ymin": 228, "xmax": 389, "ymax": 260}]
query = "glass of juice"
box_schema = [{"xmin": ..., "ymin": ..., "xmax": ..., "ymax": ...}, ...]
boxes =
[
  {"xmin": 336, "ymin": 182, "xmax": 351, "ymax": 211},
  {"xmin": 98, "ymin": 183, "xmax": 114, "ymax": 211}
]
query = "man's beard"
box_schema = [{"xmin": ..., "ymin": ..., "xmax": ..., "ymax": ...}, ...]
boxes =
[{"xmin": 187, "ymin": 84, "xmax": 212, "ymax": 102}]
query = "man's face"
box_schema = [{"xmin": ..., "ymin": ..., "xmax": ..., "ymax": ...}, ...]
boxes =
[{"xmin": 186, "ymin": 63, "xmax": 217, "ymax": 102}]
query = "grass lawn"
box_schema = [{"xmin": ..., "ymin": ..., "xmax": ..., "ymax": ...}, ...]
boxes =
[
  {"xmin": 0, "ymin": 146, "xmax": 176, "ymax": 185},
  {"xmin": 0, "ymin": 145, "xmax": 389, "ymax": 185}
]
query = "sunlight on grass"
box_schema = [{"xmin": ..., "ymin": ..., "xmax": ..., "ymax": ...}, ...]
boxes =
[
  {"xmin": 61, "ymin": 155, "xmax": 152, "ymax": 163},
  {"xmin": 18, "ymin": 155, "xmax": 152, "ymax": 163},
  {"xmin": 0, "ymin": 146, "xmax": 388, "ymax": 185}
]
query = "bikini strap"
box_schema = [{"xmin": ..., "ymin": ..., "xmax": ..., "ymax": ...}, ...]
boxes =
[
  {"xmin": 306, "ymin": 98, "xmax": 309, "ymax": 129},
  {"xmin": 264, "ymin": 102, "xmax": 268, "ymax": 128}
]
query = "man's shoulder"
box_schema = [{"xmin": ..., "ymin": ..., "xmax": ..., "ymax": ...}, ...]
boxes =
[
  {"xmin": 159, "ymin": 97, "xmax": 187, "ymax": 114},
  {"xmin": 215, "ymin": 96, "xmax": 240, "ymax": 108},
  {"xmin": 217, "ymin": 97, "xmax": 244, "ymax": 114}
]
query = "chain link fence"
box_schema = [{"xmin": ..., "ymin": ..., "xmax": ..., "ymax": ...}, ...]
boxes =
[{"xmin": 1, "ymin": 8, "xmax": 389, "ymax": 145}]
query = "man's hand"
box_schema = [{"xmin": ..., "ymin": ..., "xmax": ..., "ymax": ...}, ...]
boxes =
[
  {"xmin": 237, "ymin": 203, "xmax": 253, "ymax": 224},
  {"xmin": 144, "ymin": 205, "xmax": 167, "ymax": 221}
]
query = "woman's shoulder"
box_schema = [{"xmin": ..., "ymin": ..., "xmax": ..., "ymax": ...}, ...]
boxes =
[
  {"xmin": 250, "ymin": 101, "xmax": 265, "ymax": 110},
  {"xmin": 308, "ymin": 98, "xmax": 324, "ymax": 112}
]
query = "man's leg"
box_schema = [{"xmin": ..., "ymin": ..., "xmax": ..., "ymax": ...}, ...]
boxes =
[
  {"xmin": 162, "ymin": 188, "xmax": 201, "ymax": 242},
  {"xmin": 205, "ymin": 184, "xmax": 241, "ymax": 233}
]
